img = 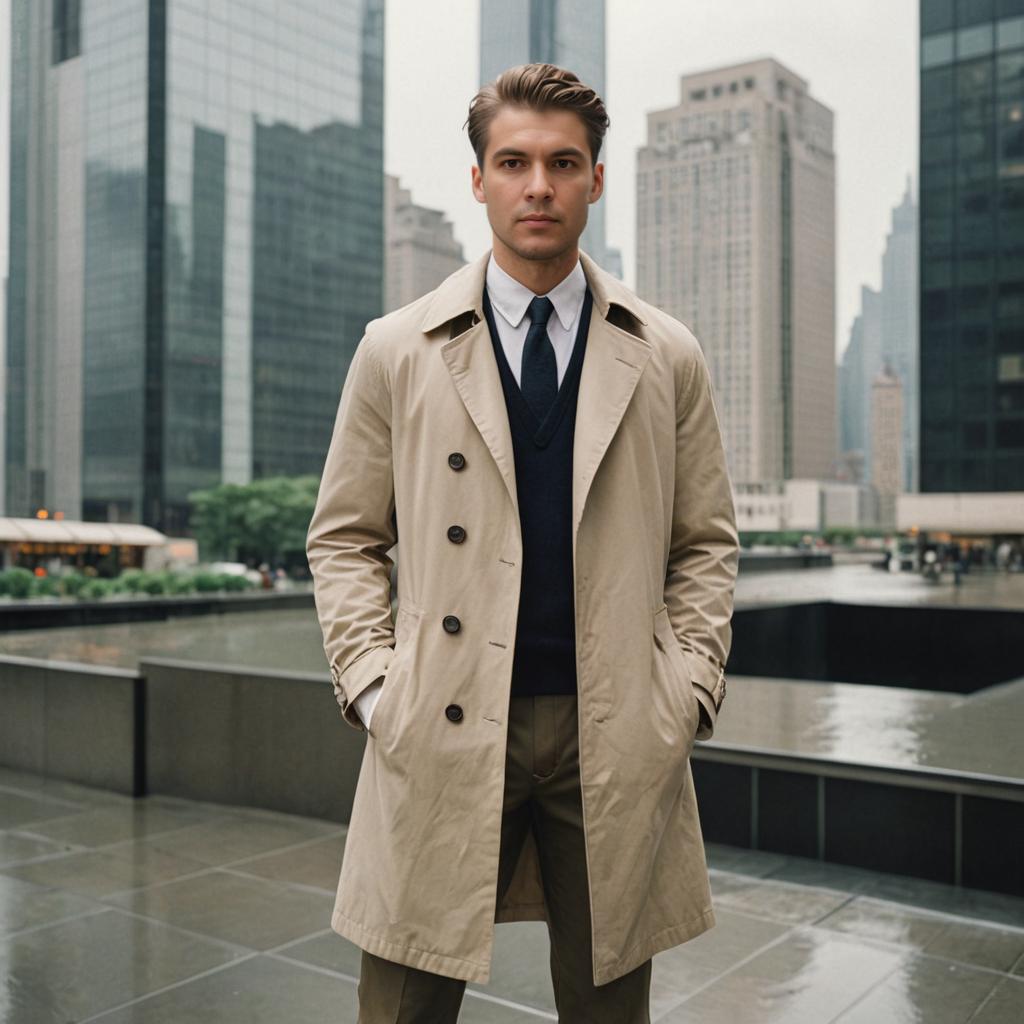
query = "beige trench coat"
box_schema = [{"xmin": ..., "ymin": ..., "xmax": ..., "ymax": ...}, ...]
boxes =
[{"xmin": 306, "ymin": 249, "xmax": 739, "ymax": 986}]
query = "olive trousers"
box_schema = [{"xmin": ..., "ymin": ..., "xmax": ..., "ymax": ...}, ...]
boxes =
[{"xmin": 356, "ymin": 694, "xmax": 652, "ymax": 1023}]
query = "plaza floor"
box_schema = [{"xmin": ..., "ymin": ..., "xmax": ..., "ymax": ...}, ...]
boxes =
[{"xmin": 1, "ymin": 768, "xmax": 1022, "ymax": 1023}]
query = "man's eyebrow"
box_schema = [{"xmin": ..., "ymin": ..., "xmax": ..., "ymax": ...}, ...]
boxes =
[{"xmin": 491, "ymin": 146, "xmax": 586, "ymax": 161}]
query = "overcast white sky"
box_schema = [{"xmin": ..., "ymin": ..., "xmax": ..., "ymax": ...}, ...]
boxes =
[{"xmin": 0, "ymin": 0, "xmax": 918, "ymax": 359}]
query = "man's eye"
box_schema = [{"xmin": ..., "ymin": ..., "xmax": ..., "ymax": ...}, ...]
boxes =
[
  {"xmin": 555, "ymin": 159, "xmax": 574, "ymax": 168},
  {"xmin": 503, "ymin": 159, "xmax": 521, "ymax": 168}
]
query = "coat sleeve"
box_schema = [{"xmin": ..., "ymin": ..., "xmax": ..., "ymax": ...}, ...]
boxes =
[
  {"xmin": 306, "ymin": 326, "xmax": 397, "ymax": 732},
  {"xmin": 664, "ymin": 336, "xmax": 740, "ymax": 741}
]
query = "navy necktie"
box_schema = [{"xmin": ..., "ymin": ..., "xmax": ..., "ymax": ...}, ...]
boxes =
[{"xmin": 521, "ymin": 296, "xmax": 557, "ymax": 422}]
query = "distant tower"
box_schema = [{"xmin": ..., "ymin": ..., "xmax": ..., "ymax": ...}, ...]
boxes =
[
  {"xmin": 479, "ymin": 0, "xmax": 610, "ymax": 270},
  {"xmin": 871, "ymin": 364, "xmax": 903, "ymax": 528},
  {"xmin": 880, "ymin": 179, "xmax": 918, "ymax": 493},
  {"xmin": 637, "ymin": 58, "xmax": 836, "ymax": 488},
  {"xmin": 385, "ymin": 175, "xmax": 466, "ymax": 312}
]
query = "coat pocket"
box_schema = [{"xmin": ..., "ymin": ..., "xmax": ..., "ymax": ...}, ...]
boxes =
[
  {"xmin": 368, "ymin": 602, "xmax": 423, "ymax": 742},
  {"xmin": 651, "ymin": 603, "xmax": 699, "ymax": 744}
]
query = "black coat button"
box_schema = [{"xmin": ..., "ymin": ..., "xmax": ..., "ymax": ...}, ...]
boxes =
[
  {"xmin": 447, "ymin": 525, "xmax": 466, "ymax": 544},
  {"xmin": 445, "ymin": 704, "xmax": 464, "ymax": 723},
  {"xmin": 448, "ymin": 452, "xmax": 466, "ymax": 470},
  {"xmin": 442, "ymin": 614, "xmax": 461, "ymax": 634}
]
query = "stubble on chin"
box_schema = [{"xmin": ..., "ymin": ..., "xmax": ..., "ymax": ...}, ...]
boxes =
[{"xmin": 498, "ymin": 227, "xmax": 574, "ymax": 264}]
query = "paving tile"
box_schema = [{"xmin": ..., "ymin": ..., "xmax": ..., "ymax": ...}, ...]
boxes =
[
  {"xmin": 138, "ymin": 813, "xmax": 338, "ymax": 867},
  {"xmin": 817, "ymin": 897, "xmax": 949, "ymax": 949},
  {"xmin": 20, "ymin": 802, "xmax": 214, "ymax": 848},
  {"xmin": 762, "ymin": 854, "xmax": 882, "ymax": 895},
  {"xmin": 276, "ymin": 929, "xmax": 364, "ymax": 979},
  {"xmin": 818, "ymin": 897, "xmax": 1024, "ymax": 972},
  {"xmin": 0, "ymin": 873, "xmax": 100, "ymax": 934},
  {"xmin": 921, "ymin": 919, "xmax": 1024, "ymax": 973},
  {"xmin": 228, "ymin": 830, "xmax": 346, "ymax": 891},
  {"xmin": 86, "ymin": 953, "xmax": 352, "ymax": 1023},
  {"xmin": 650, "ymin": 909, "xmax": 791, "ymax": 1019},
  {"xmin": 0, "ymin": 789, "xmax": 83, "ymax": 829},
  {"xmin": 710, "ymin": 872, "xmax": 850, "ymax": 925},
  {"xmin": 831, "ymin": 956, "xmax": 1002, "ymax": 1023},
  {"xmin": 657, "ymin": 928, "xmax": 905, "ymax": 1024},
  {"xmin": 0, "ymin": 768, "xmax": 129, "ymax": 806},
  {"xmin": 3, "ymin": 840, "xmax": 211, "ymax": 899},
  {"xmin": 971, "ymin": 976, "xmax": 1024, "ymax": 1023},
  {"xmin": 864, "ymin": 872, "xmax": 1024, "ymax": 930},
  {"xmin": 105, "ymin": 868, "xmax": 333, "ymax": 950},
  {"xmin": 0, "ymin": 906, "xmax": 244, "ymax": 1023},
  {"xmin": 705, "ymin": 843, "xmax": 789, "ymax": 877},
  {"xmin": 0, "ymin": 828, "xmax": 74, "ymax": 865}
]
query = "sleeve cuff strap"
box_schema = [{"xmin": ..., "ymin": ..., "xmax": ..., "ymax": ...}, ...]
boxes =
[{"xmin": 330, "ymin": 645, "xmax": 394, "ymax": 732}]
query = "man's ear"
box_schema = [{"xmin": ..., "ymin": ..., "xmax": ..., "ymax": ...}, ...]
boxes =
[{"xmin": 471, "ymin": 165, "xmax": 486, "ymax": 204}]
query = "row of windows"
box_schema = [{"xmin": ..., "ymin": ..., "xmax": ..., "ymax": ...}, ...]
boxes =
[
  {"xmin": 688, "ymin": 77, "xmax": 756, "ymax": 101},
  {"xmin": 923, "ymin": 0, "xmax": 1024, "ymax": 35},
  {"xmin": 922, "ymin": 16, "xmax": 1024, "ymax": 69}
]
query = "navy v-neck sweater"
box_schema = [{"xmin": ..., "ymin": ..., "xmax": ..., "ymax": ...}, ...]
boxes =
[{"xmin": 482, "ymin": 285, "xmax": 594, "ymax": 698}]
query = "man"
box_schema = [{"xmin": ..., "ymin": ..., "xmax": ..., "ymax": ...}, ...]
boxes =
[{"xmin": 306, "ymin": 63, "xmax": 738, "ymax": 1022}]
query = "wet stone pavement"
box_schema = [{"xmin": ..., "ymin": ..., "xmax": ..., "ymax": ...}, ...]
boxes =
[{"xmin": 1, "ymin": 768, "xmax": 1022, "ymax": 1023}]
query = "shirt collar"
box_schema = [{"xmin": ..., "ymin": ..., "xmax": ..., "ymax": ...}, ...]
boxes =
[{"xmin": 485, "ymin": 252, "xmax": 586, "ymax": 332}]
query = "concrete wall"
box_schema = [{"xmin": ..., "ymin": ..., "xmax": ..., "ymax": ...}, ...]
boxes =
[
  {"xmin": 0, "ymin": 655, "xmax": 143, "ymax": 794},
  {"xmin": 142, "ymin": 658, "xmax": 362, "ymax": 823}
]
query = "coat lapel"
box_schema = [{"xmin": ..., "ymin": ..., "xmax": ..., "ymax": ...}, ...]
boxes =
[
  {"xmin": 429, "ymin": 248, "xmax": 653, "ymax": 536},
  {"xmin": 572, "ymin": 312, "xmax": 652, "ymax": 537},
  {"xmin": 441, "ymin": 318, "xmax": 520, "ymax": 517}
]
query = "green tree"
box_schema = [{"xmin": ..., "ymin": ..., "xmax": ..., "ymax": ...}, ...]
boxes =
[{"xmin": 188, "ymin": 476, "xmax": 319, "ymax": 564}]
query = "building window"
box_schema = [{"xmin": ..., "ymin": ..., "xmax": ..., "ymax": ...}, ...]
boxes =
[
  {"xmin": 922, "ymin": 31, "xmax": 955, "ymax": 68},
  {"xmin": 958, "ymin": 23, "xmax": 995, "ymax": 59},
  {"xmin": 52, "ymin": 0, "xmax": 81, "ymax": 64}
]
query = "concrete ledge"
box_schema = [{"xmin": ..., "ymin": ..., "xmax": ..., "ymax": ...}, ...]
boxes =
[
  {"xmin": 738, "ymin": 551, "xmax": 834, "ymax": 572},
  {"xmin": 0, "ymin": 589, "xmax": 314, "ymax": 633},
  {"xmin": 0, "ymin": 655, "xmax": 143, "ymax": 795},
  {"xmin": 691, "ymin": 744, "xmax": 1024, "ymax": 897},
  {"xmin": 141, "ymin": 657, "xmax": 361, "ymax": 823},
  {"xmin": 4, "ymin": 652, "xmax": 1021, "ymax": 897}
]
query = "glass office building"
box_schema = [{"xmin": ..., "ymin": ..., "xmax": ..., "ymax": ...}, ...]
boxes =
[
  {"xmin": 5, "ymin": 0, "xmax": 384, "ymax": 532},
  {"xmin": 919, "ymin": 0, "xmax": 1024, "ymax": 493},
  {"xmin": 479, "ymin": 0, "xmax": 610, "ymax": 270}
]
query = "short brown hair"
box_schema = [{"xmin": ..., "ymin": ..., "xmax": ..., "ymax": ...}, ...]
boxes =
[{"xmin": 465, "ymin": 63, "xmax": 609, "ymax": 170}]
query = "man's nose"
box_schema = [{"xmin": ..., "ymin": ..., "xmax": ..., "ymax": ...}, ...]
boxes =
[{"xmin": 525, "ymin": 167, "xmax": 554, "ymax": 199}]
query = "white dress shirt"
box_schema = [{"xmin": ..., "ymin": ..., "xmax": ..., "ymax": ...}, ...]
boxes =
[{"xmin": 353, "ymin": 253, "xmax": 588, "ymax": 731}]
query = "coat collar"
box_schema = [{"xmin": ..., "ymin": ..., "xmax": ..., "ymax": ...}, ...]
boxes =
[
  {"xmin": 419, "ymin": 248, "xmax": 648, "ymax": 335},
  {"xmin": 437, "ymin": 248, "xmax": 653, "ymax": 538}
]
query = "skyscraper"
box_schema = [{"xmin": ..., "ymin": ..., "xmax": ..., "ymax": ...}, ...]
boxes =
[
  {"xmin": 479, "ymin": 0, "xmax": 609, "ymax": 270},
  {"xmin": 838, "ymin": 183, "xmax": 918, "ymax": 492},
  {"xmin": 880, "ymin": 181, "xmax": 920, "ymax": 493},
  {"xmin": 919, "ymin": 0, "xmax": 1024, "ymax": 494},
  {"xmin": 5, "ymin": 0, "xmax": 385, "ymax": 533},
  {"xmin": 637, "ymin": 57, "xmax": 836, "ymax": 488},
  {"xmin": 871, "ymin": 365, "xmax": 904, "ymax": 527},
  {"xmin": 384, "ymin": 175, "xmax": 466, "ymax": 313}
]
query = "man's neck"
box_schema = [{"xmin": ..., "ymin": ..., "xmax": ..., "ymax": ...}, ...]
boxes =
[{"xmin": 491, "ymin": 241, "xmax": 580, "ymax": 296}]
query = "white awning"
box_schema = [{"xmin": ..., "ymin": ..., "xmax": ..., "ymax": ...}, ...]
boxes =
[{"xmin": 0, "ymin": 517, "xmax": 168, "ymax": 547}]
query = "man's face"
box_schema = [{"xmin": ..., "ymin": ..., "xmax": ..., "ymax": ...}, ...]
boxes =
[{"xmin": 471, "ymin": 105, "xmax": 604, "ymax": 263}]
